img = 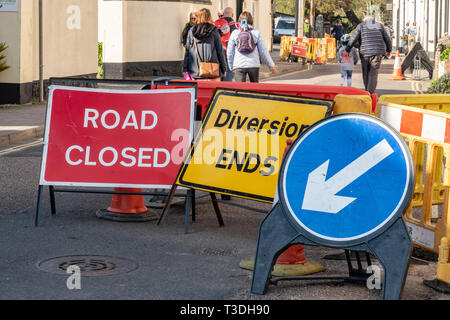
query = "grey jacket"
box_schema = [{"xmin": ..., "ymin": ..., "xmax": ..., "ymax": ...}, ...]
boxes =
[
  {"xmin": 338, "ymin": 46, "xmax": 358, "ymax": 71},
  {"xmin": 345, "ymin": 18, "xmax": 392, "ymax": 57},
  {"xmin": 183, "ymin": 23, "xmax": 226, "ymax": 78}
]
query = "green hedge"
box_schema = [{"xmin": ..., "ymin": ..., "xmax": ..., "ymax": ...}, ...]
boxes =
[
  {"xmin": 0, "ymin": 42, "xmax": 10, "ymax": 73},
  {"xmin": 97, "ymin": 42, "xmax": 103, "ymax": 79},
  {"xmin": 427, "ymin": 73, "xmax": 450, "ymax": 94}
]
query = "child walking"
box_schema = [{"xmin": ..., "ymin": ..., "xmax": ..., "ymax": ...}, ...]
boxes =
[{"xmin": 338, "ymin": 34, "xmax": 358, "ymax": 86}]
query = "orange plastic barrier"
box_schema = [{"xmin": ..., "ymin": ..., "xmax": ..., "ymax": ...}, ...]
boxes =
[
  {"xmin": 376, "ymin": 101, "xmax": 450, "ymax": 254},
  {"xmin": 280, "ymin": 36, "xmax": 336, "ymax": 62},
  {"xmin": 157, "ymin": 81, "xmax": 371, "ymax": 117}
]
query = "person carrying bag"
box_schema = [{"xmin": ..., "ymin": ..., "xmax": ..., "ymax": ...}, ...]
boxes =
[
  {"xmin": 183, "ymin": 8, "xmax": 226, "ymax": 80},
  {"xmin": 193, "ymin": 38, "xmax": 220, "ymax": 78},
  {"xmin": 226, "ymin": 11, "xmax": 276, "ymax": 82}
]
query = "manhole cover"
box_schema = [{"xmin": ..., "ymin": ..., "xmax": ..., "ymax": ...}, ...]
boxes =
[{"xmin": 37, "ymin": 255, "xmax": 139, "ymax": 276}]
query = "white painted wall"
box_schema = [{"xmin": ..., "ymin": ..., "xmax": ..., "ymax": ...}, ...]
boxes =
[
  {"xmin": 101, "ymin": 0, "xmax": 272, "ymax": 65},
  {"xmin": 0, "ymin": 0, "xmax": 98, "ymax": 85},
  {"xmin": 393, "ymin": 0, "xmax": 450, "ymax": 55}
]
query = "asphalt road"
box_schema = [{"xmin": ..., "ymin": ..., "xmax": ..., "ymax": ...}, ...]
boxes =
[
  {"xmin": 262, "ymin": 55, "xmax": 431, "ymax": 96},
  {"xmin": 0, "ymin": 61, "xmax": 445, "ymax": 301},
  {"xmin": 0, "ymin": 138, "xmax": 448, "ymax": 301}
]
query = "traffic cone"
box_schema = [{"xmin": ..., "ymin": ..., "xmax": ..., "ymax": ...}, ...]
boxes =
[
  {"xmin": 96, "ymin": 188, "xmax": 158, "ymax": 222},
  {"xmin": 315, "ymin": 46, "xmax": 323, "ymax": 64},
  {"xmin": 390, "ymin": 50, "xmax": 405, "ymax": 80},
  {"xmin": 239, "ymin": 140, "xmax": 324, "ymax": 277}
]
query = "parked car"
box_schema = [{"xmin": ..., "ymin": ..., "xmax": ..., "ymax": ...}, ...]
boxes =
[{"xmin": 273, "ymin": 17, "xmax": 296, "ymax": 43}]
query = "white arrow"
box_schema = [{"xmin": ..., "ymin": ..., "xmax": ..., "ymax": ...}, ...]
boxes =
[{"xmin": 301, "ymin": 139, "xmax": 394, "ymax": 214}]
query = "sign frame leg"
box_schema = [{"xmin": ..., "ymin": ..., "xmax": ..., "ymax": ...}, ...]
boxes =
[
  {"xmin": 34, "ymin": 185, "xmax": 44, "ymax": 227},
  {"xmin": 49, "ymin": 185, "xmax": 56, "ymax": 215},
  {"xmin": 251, "ymin": 202, "xmax": 302, "ymax": 294},
  {"xmin": 156, "ymin": 184, "xmax": 178, "ymax": 226},
  {"xmin": 184, "ymin": 189, "xmax": 192, "ymax": 234},
  {"xmin": 367, "ymin": 217, "xmax": 412, "ymax": 300},
  {"xmin": 209, "ymin": 193, "xmax": 225, "ymax": 227}
]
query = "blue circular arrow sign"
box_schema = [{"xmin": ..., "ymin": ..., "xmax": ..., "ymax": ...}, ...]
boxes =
[{"xmin": 280, "ymin": 114, "xmax": 414, "ymax": 244}]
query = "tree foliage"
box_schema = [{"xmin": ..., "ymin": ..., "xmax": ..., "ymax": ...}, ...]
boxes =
[
  {"xmin": 276, "ymin": 0, "xmax": 296, "ymax": 16},
  {"xmin": 276, "ymin": 0, "xmax": 387, "ymax": 21},
  {"xmin": 0, "ymin": 42, "xmax": 10, "ymax": 73},
  {"xmin": 316, "ymin": 0, "xmax": 386, "ymax": 21}
]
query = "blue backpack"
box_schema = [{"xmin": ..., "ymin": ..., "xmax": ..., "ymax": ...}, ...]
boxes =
[{"xmin": 236, "ymin": 20, "xmax": 256, "ymax": 54}]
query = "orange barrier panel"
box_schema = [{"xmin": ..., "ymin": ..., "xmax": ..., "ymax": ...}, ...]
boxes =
[
  {"xmin": 158, "ymin": 81, "xmax": 371, "ymax": 117},
  {"xmin": 280, "ymin": 36, "xmax": 336, "ymax": 62},
  {"xmin": 376, "ymin": 101, "xmax": 450, "ymax": 254}
]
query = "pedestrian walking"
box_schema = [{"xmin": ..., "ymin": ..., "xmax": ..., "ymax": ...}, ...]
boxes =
[
  {"xmin": 331, "ymin": 19, "xmax": 345, "ymax": 48},
  {"xmin": 384, "ymin": 22, "xmax": 393, "ymax": 40},
  {"xmin": 338, "ymin": 34, "xmax": 359, "ymax": 87},
  {"xmin": 408, "ymin": 22, "xmax": 417, "ymax": 49},
  {"xmin": 401, "ymin": 22, "xmax": 410, "ymax": 54},
  {"xmin": 226, "ymin": 11, "xmax": 276, "ymax": 83},
  {"xmin": 182, "ymin": 12, "xmax": 198, "ymax": 47},
  {"xmin": 214, "ymin": 7, "xmax": 238, "ymax": 81},
  {"xmin": 183, "ymin": 8, "xmax": 227, "ymax": 81},
  {"xmin": 304, "ymin": 18, "xmax": 311, "ymax": 38},
  {"xmin": 343, "ymin": 11, "xmax": 392, "ymax": 94}
]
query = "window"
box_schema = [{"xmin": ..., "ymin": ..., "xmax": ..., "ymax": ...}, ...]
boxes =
[{"xmin": 276, "ymin": 20, "xmax": 295, "ymax": 30}]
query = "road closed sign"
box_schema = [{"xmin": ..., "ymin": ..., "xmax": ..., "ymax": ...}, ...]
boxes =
[
  {"xmin": 176, "ymin": 89, "xmax": 332, "ymax": 202},
  {"xmin": 39, "ymin": 86, "xmax": 195, "ymax": 188}
]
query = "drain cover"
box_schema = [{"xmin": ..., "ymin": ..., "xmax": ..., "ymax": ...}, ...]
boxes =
[{"xmin": 37, "ymin": 255, "xmax": 139, "ymax": 276}]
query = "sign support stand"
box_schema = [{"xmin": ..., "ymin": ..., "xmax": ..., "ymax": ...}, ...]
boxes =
[
  {"xmin": 35, "ymin": 186, "xmax": 194, "ymax": 227},
  {"xmin": 157, "ymin": 184, "xmax": 225, "ymax": 233},
  {"xmin": 35, "ymin": 185, "xmax": 44, "ymax": 227},
  {"xmin": 251, "ymin": 203, "xmax": 412, "ymax": 299},
  {"xmin": 251, "ymin": 114, "xmax": 415, "ymax": 299},
  {"xmin": 35, "ymin": 81, "xmax": 197, "ymax": 227}
]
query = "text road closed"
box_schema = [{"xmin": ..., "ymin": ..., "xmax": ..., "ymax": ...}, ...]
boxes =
[{"xmin": 40, "ymin": 86, "xmax": 195, "ymax": 188}]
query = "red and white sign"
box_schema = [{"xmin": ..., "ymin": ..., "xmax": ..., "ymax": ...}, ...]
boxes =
[
  {"xmin": 380, "ymin": 102, "xmax": 450, "ymax": 144},
  {"xmin": 39, "ymin": 86, "xmax": 195, "ymax": 188},
  {"xmin": 292, "ymin": 44, "xmax": 308, "ymax": 58}
]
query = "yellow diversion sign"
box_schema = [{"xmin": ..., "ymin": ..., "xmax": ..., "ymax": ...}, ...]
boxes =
[{"xmin": 176, "ymin": 89, "xmax": 333, "ymax": 202}]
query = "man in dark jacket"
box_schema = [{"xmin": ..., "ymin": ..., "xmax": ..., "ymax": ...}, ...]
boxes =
[
  {"xmin": 223, "ymin": 7, "xmax": 238, "ymax": 33},
  {"xmin": 218, "ymin": 7, "xmax": 237, "ymax": 81},
  {"xmin": 344, "ymin": 12, "xmax": 392, "ymax": 94},
  {"xmin": 183, "ymin": 13, "xmax": 227, "ymax": 79},
  {"xmin": 331, "ymin": 19, "xmax": 345, "ymax": 47}
]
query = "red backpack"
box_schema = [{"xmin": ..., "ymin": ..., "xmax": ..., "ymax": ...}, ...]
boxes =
[{"xmin": 214, "ymin": 18, "xmax": 234, "ymax": 51}]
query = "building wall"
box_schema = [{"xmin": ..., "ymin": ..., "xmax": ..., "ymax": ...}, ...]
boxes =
[
  {"xmin": 393, "ymin": 0, "xmax": 450, "ymax": 56},
  {"xmin": 42, "ymin": 0, "xmax": 98, "ymax": 79},
  {"xmin": 0, "ymin": 3, "xmax": 21, "ymax": 85},
  {"xmin": 102, "ymin": 0, "xmax": 273, "ymax": 79},
  {"xmin": 0, "ymin": 0, "xmax": 98, "ymax": 104},
  {"xmin": 243, "ymin": 0, "xmax": 272, "ymax": 49}
]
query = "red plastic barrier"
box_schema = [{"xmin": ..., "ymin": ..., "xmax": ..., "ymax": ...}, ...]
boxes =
[{"xmin": 155, "ymin": 80, "xmax": 371, "ymax": 117}]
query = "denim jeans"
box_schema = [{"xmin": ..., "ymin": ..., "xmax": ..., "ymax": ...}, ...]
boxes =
[
  {"xmin": 340, "ymin": 70, "xmax": 353, "ymax": 86},
  {"xmin": 222, "ymin": 61, "xmax": 234, "ymax": 82}
]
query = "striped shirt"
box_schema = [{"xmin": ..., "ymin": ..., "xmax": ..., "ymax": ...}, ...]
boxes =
[{"xmin": 346, "ymin": 18, "xmax": 392, "ymax": 57}]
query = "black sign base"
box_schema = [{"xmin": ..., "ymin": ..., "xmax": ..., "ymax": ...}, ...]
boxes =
[{"xmin": 251, "ymin": 202, "xmax": 412, "ymax": 300}]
